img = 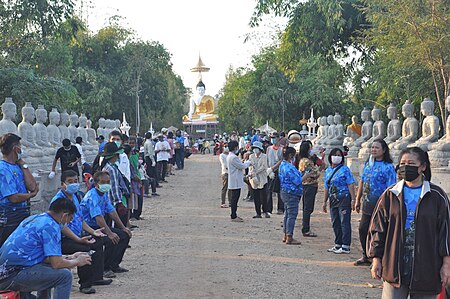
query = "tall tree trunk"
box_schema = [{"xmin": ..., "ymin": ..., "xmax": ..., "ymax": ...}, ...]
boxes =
[
  {"xmin": 431, "ymin": 69, "xmax": 445, "ymax": 135},
  {"xmin": 136, "ymin": 72, "xmax": 141, "ymax": 133}
]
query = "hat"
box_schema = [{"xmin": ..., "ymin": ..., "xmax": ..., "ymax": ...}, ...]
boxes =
[
  {"xmin": 101, "ymin": 142, "xmax": 124, "ymax": 157},
  {"xmin": 157, "ymin": 133, "xmax": 164, "ymax": 138},
  {"xmin": 96, "ymin": 135, "xmax": 105, "ymax": 140},
  {"xmin": 270, "ymin": 132, "xmax": 279, "ymax": 138},
  {"xmin": 251, "ymin": 141, "xmax": 264, "ymax": 151},
  {"xmin": 287, "ymin": 130, "xmax": 301, "ymax": 144}
]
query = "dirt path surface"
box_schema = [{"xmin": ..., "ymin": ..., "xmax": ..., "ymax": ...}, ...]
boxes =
[{"xmin": 72, "ymin": 154, "xmax": 382, "ymax": 299}]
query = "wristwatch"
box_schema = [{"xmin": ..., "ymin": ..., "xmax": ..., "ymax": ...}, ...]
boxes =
[{"xmin": 21, "ymin": 164, "xmax": 29, "ymax": 169}]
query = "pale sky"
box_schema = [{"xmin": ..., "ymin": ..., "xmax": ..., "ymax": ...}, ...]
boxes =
[{"xmin": 83, "ymin": 0, "xmax": 285, "ymax": 96}]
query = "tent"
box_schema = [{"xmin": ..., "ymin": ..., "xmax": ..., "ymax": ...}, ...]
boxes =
[
  {"xmin": 257, "ymin": 121, "xmax": 277, "ymax": 134},
  {"xmin": 167, "ymin": 126, "xmax": 179, "ymax": 133}
]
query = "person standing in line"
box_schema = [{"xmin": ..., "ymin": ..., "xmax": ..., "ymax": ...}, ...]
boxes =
[
  {"xmin": 266, "ymin": 132, "xmax": 284, "ymax": 215},
  {"xmin": 167, "ymin": 131, "xmax": 176, "ymax": 176},
  {"xmin": 0, "ymin": 133, "xmax": 39, "ymax": 246},
  {"xmin": 219, "ymin": 145, "xmax": 231, "ymax": 208},
  {"xmin": 278, "ymin": 146, "xmax": 303, "ymax": 245},
  {"xmin": 144, "ymin": 132, "xmax": 159, "ymax": 188},
  {"xmin": 297, "ymin": 141, "xmax": 320, "ymax": 237},
  {"xmin": 353, "ymin": 139, "xmax": 396, "ymax": 266},
  {"xmin": 249, "ymin": 141, "xmax": 270, "ymax": 218},
  {"xmin": 227, "ymin": 141, "xmax": 251, "ymax": 222},
  {"xmin": 75, "ymin": 136, "xmax": 93, "ymax": 175},
  {"xmin": 97, "ymin": 135, "xmax": 106, "ymax": 154},
  {"xmin": 367, "ymin": 147, "xmax": 450, "ymax": 298},
  {"xmin": 155, "ymin": 133, "xmax": 170, "ymax": 183},
  {"xmin": 322, "ymin": 148, "xmax": 356, "ymax": 254}
]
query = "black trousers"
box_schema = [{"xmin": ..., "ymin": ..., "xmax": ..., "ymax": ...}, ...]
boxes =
[
  {"xmin": 301, "ymin": 185, "xmax": 318, "ymax": 234},
  {"xmin": 358, "ymin": 213, "xmax": 372, "ymax": 259},
  {"xmin": 253, "ymin": 185, "xmax": 268, "ymax": 216},
  {"xmin": 61, "ymin": 237, "xmax": 104, "ymax": 288},
  {"xmin": 145, "ymin": 157, "xmax": 158, "ymax": 184},
  {"xmin": 102, "ymin": 227, "xmax": 130, "ymax": 271},
  {"xmin": 229, "ymin": 189, "xmax": 241, "ymax": 219},
  {"xmin": 133, "ymin": 193, "xmax": 144, "ymax": 219},
  {"xmin": 156, "ymin": 160, "xmax": 168, "ymax": 182},
  {"xmin": 0, "ymin": 225, "xmax": 18, "ymax": 248}
]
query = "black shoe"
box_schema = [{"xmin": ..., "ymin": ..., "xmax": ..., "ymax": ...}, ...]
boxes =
[
  {"xmin": 111, "ymin": 266, "xmax": 129, "ymax": 273},
  {"xmin": 253, "ymin": 215, "xmax": 262, "ymax": 219},
  {"xmin": 156, "ymin": 185, "xmax": 163, "ymax": 188},
  {"xmin": 92, "ymin": 279, "xmax": 113, "ymax": 286},
  {"xmin": 152, "ymin": 193, "xmax": 160, "ymax": 196},
  {"xmin": 80, "ymin": 287, "xmax": 96, "ymax": 294},
  {"xmin": 130, "ymin": 225, "xmax": 138, "ymax": 229}
]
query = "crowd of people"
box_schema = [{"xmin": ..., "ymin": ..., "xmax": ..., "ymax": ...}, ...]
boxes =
[
  {"xmin": 0, "ymin": 127, "xmax": 188, "ymax": 298},
  {"xmin": 218, "ymin": 129, "xmax": 450, "ymax": 298}
]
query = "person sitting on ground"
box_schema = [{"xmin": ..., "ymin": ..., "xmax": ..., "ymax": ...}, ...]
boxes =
[
  {"xmin": 0, "ymin": 198, "xmax": 92, "ymax": 298},
  {"xmin": 80, "ymin": 171, "xmax": 132, "ymax": 276},
  {"xmin": 51, "ymin": 170, "xmax": 111, "ymax": 294}
]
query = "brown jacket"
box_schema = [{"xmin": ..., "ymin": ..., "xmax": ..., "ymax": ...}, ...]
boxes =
[{"xmin": 367, "ymin": 180, "xmax": 450, "ymax": 295}]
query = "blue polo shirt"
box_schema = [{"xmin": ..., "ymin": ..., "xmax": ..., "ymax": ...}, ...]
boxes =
[
  {"xmin": 279, "ymin": 161, "xmax": 303, "ymax": 197},
  {"xmin": 0, "ymin": 160, "xmax": 29, "ymax": 226},
  {"xmin": 50, "ymin": 190, "xmax": 83, "ymax": 237},
  {"xmin": 80, "ymin": 188, "xmax": 115, "ymax": 229},
  {"xmin": 0, "ymin": 213, "xmax": 61, "ymax": 268},
  {"xmin": 324, "ymin": 165, "xmax": 355, "ymax": 206}
]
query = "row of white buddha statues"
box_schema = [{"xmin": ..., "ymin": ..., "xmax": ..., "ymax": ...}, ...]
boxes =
[{"xmin": 311, "ymin": 97, "xmax": 450, "ymax": 166}]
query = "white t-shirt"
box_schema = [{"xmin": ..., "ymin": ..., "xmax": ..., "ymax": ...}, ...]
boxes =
[
  {"xmin": 74, "ymin": 143, "xmax": 86, "ymax": 164},
  {"xmin": 155, "ymin": 141, "xmax": 170, "ymax": 162}
]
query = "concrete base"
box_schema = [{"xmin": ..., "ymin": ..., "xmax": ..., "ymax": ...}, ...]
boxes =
[
  {"xmin": 428, "ymin": 150, "xmax": 450, "ymax": 168},
  {"xmin": 346, "ymin": 156, "xmax": 364, "ymax": 181},
  {"xmin": 431, "ymin": 167, "xmax": 450, "ymax": 196}
]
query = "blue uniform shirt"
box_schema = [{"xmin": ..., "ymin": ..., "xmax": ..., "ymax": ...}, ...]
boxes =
[
  {"xmin": 279, "ymin": 161, "xmax": 303, "ymax": 197},
  {"xmin": 0, "ymin": 213, "xmax": 61, "ymax": 268},
  {"xmin": 324, "ymin": 165, "xmax": 355, "ymax": 204},
  {"xmin": 80, "ymin": 188, "xmax": 115, "ymax": 229},
  {"xmin": 361, "ymin": 160, "xmax": 396, "ymax": 214},
  {"xmin": 0, "ymin": 161, "xmax": 29, "ymax": 225},
  {"xmin": 50, "ymin": 190, "xmax": 83, "ymax": 237},
  {"xmin": 403, "ymin": 185, "xmax": 422, "ymax": 229}
]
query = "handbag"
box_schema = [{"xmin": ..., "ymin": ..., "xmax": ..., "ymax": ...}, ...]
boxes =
[{"xmin": 327, "ymin": 165, "xmax": 344, "ymax": 206}]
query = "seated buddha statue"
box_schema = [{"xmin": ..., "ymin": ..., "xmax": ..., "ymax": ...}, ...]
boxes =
[{"xmin": 182, "ymin": 81, "xmax": 218, "ymax": 122}]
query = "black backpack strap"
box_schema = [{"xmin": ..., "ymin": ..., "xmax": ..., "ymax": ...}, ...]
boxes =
[{"xmin": 327, "ymin": 164, "xmax": 343, "ymax": 186}]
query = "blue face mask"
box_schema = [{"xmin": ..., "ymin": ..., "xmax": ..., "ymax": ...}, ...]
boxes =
[
  {"xmin": 59, "ymin": 213, "xmax": 69, "ymax": 230},
  {"xmin": 97, "ymin": 184, "xmax": 112, "ymax": 193},
  {"xmin": 65, "ymin": 183, "xmax": 80, "ymax": 195}
]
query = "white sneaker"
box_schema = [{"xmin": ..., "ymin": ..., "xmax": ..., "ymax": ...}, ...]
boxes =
[
  {"xmin": 334, "ymin": 248, "xmax": 350, "ymax": 254},
  {"xmin": 327, "ymin": 246, "xmax": 341, "ymax": 253}
]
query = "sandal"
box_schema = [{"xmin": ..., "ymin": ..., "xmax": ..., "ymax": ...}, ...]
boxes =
[
  {"xmin": 302, "ymin": 232, "xmax": 317, "ymax": 237},
  {"xmin": 353, "ymin": 257, "xmax": 371, "ymax": 266},
  {"xmin": 220, "ymin": 204, "xmax": 228, "ymax": 208}
]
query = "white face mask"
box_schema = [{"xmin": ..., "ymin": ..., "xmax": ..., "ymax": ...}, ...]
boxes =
[
  {"xmin": 331, "ymin": 155, "xmax": 343, "ymax": 164},
  {"xmin": 253, "ymin": 148, "xmax": 261, "ymax": 155}
]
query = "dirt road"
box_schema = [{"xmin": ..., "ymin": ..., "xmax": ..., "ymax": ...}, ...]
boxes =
[{"xmin": 72, "ymin": 153, "xmax": 381, "ymax": 299}]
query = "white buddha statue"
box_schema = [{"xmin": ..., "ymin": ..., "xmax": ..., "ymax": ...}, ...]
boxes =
[
  {"xmin": 408, "ymin": 98, "xmax": 439, "ymax": 150},
  {"xmin": 47, "ymin": 108, "xmax": 62, "ymax": 147},
  {"xmin": 97, "ymin": 117, "xmax": 106, "ymax": 137},
  {"xmin": 77, "ymin": 114, "xmax": 89, "ymax": 145},
  {"xmin": 349, "ymin": 107, "xmax": 372, "ymax": 156},
  {"xmin": 113, "ymin": 119, "xmax": 120, "ymax": 131},
  {"xmin": 343, "ymin": 115, "xmax": 361, "ymax": 147},
  {"xmin": 314, "ymin": 116, "xmax": 329, "ymax": 146},
  {"xmin": 359, "ymin": 107, "xmax": 385, "ymax": 160},
  {"xmin": 86, "ymin": 119, "xmax": 97, "ymax": 145},
  {"xmin": 59, "ymin": 110, "xmax": 70, "ymax": 141},
  {"xmin": 18, "ymin": 102, "xmax": 38, "ymax": 149},
  {"xmin": 33, "ymin": 105, "xmax": 51, "ymax": 147},
  {"xmin": 390, "ymin": 100, "xmax": 419, "ymax": 150},
  {"xmin": 329, "ymin": 113, "xmax": 344, "ymax": 146},
  {"xmin": 323, "ymin": 115, "xmax": 336, "ymax": 145},
  {"xmin": 68, "ymin": 112, "xmax": 79, "ymax": 143},
  {"xmin": 429, "ymin": 96, "xmax": 450, "ymax": 166},
  {"xmin": 0, "ymin": 98, "xmax": 18, "ymax": 136},
  {"xmin": 384, "ymin": 103, "xmax": 401, "ymax": 145}
]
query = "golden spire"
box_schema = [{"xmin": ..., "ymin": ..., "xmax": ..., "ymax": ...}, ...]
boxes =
[{"xmin": 191, "ymin": 53, "xmax": 210, "ymax": 81}]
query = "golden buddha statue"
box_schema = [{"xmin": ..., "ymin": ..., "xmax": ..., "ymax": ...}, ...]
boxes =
[{"xmin": 182, "ymin": 80, "xmax": 218, "ymax": 122}]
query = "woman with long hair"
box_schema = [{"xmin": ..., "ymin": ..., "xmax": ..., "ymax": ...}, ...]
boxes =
[
  {"xmin": 297, "ymin": 141, "xmax": 320, "ymax": 237},
  {"xmin": 323, "ymin": 148, "xmax": 356, "ymax": 254},
  {"xmin": 353, "ymin": 139, "xmax": 396, "ymax": 266},
  {"xmin": 367, "ymin": 147, "xmax": 450, "ymax": 298}
]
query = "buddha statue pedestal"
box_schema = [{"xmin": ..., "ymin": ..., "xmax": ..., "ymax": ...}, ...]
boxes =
[{"xmin": 428, "ymin": 96, "xmax": 450, "ymax": 167}]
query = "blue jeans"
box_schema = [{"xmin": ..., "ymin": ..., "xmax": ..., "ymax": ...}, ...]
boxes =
[
  {"xmin": 281, "ymin": 191, "xmax": 300, "ymax": 236},
  {"xmin": 175, "ymin": 149, "xmax": 184, "ymax": 169},
  {"xmin": 330, "ymin": 205, "xmax": 352, "ymax": 248},
  {"xmin": 0, "ymin": 263, "xmax": 72, "ymax": 299}
]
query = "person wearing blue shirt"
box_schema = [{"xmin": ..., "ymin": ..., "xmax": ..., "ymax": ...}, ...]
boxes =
[
  {"xmin": 354, "ymin": 139, "xmax": 396, "ymax": 266},
  {"xmin": 0, "ymin": 198, "xmax": 92, "ymax": 298},
  {"xmin": 251, "ymin": 129, "xmax": 261, "ymax": 145},
  {"xmin": 278, "ymin": 147, "xmax": 303, "ymax": 245},
  {"xmin": 97, "ymin": 135, "xmax": 106, "ymax": 154},
  {"xmin": 80, "ymin": 171, "xmax": 132, "ymax": 275},
  {"xmin": 174, "ymin": 130, "xmax": 185, "ymax": 170},
  {"xmin": 322, "ymin": 148, "xmax": 356, "ymax": 254},
  {"xmin": 51, "ymin": 170, "xmax": 111, "ymax": 294},
  {"xmin": 0, "ymin": 133, "xmax": 38, "ymax": 246}
]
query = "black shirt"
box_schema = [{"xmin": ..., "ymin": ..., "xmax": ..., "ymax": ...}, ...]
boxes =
[{"xmin": 55, "ymin": 146, "xmax": 81, "ymax": 174}]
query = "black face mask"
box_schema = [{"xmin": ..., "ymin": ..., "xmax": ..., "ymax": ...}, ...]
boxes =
[{"xmin": 398, "ymin": 165, "xmax": 420, "ymax": 182}]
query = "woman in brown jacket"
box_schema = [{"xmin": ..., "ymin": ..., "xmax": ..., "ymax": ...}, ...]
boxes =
[{"xmin": 367, "ymin": 147, "xmax": 450, "ymax": 298}]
